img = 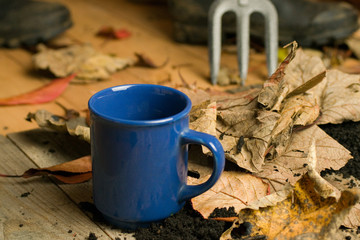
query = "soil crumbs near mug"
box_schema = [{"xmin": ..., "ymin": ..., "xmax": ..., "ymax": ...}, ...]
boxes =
[
  {"xmin": 85, "ymin": 121, "xmax": 360, "ymax": 240},
  {"xmin": 133, "ymin": 202, "xmax": 236, "ymax": 240}
]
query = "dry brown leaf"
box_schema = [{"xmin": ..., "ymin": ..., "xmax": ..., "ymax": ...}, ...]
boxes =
[
  {"xmin": 134, "ymin": 52, "xmax": 168, "ymax": 68},
  {"xmin": 0, "ymin": 156, "xmax": 92, "ymax": 184},
  {"xmin": 282, "ymin": 49, "xmax": 360, "ymax": 125},
  {"xmin": 33, "ymin": 44, "xmax": 94, "ymax": 77},
  {"xmin": 177, "ymin": 87, "xmax": 211, "ymax": 106},
  {"xmin": 221, "ymin": 173, "xmax": 360, "ymax": 240},
  {"xmin": 187, "ymin": 145, "xmax": 269, "ymax": 219},
  {"xmin": 189, "ymin": 101, "xmax": 217, "ymax": 154},
  {"xmin": 215, "ymin": 90, "xmax": 275, "ymax": 172},
  {"xmin": 216, "ymin": 66, "xmax": 241, "ymax": 86},
  {"xmin": 76, "ymin": 54, "xmax": 134, "ymax": 81},
  {"xmin": 306, "ymin": 139, "xmax": 339, "ymax": 199},
  {"xmin": 324, "ymin": 173, "xmax": 360, "ymax": 229},
  {"xmin": 33, "ymin": 44, "xmax": 134, "ymax": 82},
  {"xmin": 285, "ymin": 71, "xmax": 326, "ymax": 99},
  {"xmin": 318, "ymin": 69, "xmax": 360, "ymax": 124},
  {"xmin": 281, "ymin": 48, "xmax": 327, "ymax": 108},
  {"xmin": 268, "ymin": 94, "xmax": 320, "ymax": 158},
  {"xmin": 254, "ymin": 125, "xmax": 352, "ymax": 193},
  {"xmin": 188, "ymin": 171, "xmax": 269, "ymax": 218},
  {"xmin": 257, "ymin": 41, "xmax": 298, "ymax": 110},
  {"xmin": 26, "ymin": 109, "xmax": 90, "ymax": 142}
]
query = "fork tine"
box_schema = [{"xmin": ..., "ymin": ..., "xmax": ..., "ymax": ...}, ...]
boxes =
[
  {"xmin": 208, "ymin": 0, "xmax": 231, "ymax": 85},
  {"xmin": 236, "ymin": 11, "xmax": 250, "ymax": 85},
  {"xmin": 262, "ymin": 1, "xmax": 278, "ymax": 77}
]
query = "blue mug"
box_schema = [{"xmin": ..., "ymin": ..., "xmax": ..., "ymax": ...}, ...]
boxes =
[{"xmin": 88, "ymin": 84, "xmax": 225, "ymax": 229}]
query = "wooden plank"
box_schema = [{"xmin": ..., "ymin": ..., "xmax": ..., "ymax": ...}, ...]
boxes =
[
  {"xmin": 8, "ymin": 129, "xmax": 135, "ymax": 239},
  {"xmin": 0, "ymin": 135, "xmax": 109, "ymax": 239}
]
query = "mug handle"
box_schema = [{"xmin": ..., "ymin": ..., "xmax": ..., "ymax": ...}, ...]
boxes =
[{"xmin": 178, "ymin": 129, "xmax": 225, "ymax": 203}]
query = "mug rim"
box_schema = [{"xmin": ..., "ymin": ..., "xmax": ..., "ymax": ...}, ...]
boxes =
[{"xmin": 88, "ymin": 84, "xmax": 192, "ymax": 126}]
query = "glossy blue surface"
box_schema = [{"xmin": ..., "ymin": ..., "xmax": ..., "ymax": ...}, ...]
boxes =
[{"xmin": 89, "ymin": 84, "xmax": 225, "ymax": 229}]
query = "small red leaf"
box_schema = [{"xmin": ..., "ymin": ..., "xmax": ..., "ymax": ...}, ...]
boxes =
[
  {"xmin": 0, "ymin": 74, "xmax": 76, "ymax": 106},
  {"xmin": 114, "ymin": 29, "xmax": 131, "ymax": 39},
  {"xmin": 96, "ymin": 26, "xmax": 131, "ymax": 40}
]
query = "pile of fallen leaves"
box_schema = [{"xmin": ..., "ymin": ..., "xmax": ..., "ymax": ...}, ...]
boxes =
[
  {"xmin": 4, "ymin": 42, "xmax": 360, "ymax": 239},
  {"xmin": 185, "ymin": 42, "xmax": 360, "ymax": 239}
]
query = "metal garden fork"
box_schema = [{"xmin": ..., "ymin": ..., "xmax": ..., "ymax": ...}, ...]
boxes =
[{"xmin": 209, "ymin": 0, "xmax": 278, "ymax": 85}]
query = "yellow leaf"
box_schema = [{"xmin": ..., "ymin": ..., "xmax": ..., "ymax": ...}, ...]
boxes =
[{"xmin": 221, "ymin": 174, "xmax": 360, "ymax": 240}]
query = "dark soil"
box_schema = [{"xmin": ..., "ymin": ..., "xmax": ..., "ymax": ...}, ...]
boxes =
[
  {"xmin": 133, "ymin": 202, "xmax": 236, "ymax": 240},
  {"xmin": 87, "ymin": 232, "xmax": 98, "ymax": 240},
  {"xmin": 320, "ymin": 121, "xmax": 360, "ymax": 179}
]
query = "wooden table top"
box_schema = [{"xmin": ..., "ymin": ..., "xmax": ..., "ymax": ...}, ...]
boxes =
[{"xmin": 0, "ymin": 0, "xmax": 268, "ymax": 239}]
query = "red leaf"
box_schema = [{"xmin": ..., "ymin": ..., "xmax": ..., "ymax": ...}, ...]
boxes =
[
  {"xmin": 0, "ymin": 74, "xmax": 76, "ymax": 106},
  {"xmin": 96, "ymin": 26, "xmax": 131, "ymax": 39},
  {"xmin": 114, "ymin": 29, "xmax": 131, "ymax": 39}
]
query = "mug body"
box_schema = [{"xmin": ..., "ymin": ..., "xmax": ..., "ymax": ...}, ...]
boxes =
[{"xmin": 89, "ymin": 84, "xmax": 192, "ymax": 229}]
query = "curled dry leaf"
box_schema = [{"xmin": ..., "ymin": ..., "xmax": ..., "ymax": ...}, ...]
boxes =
[
  {"xmin": 134, "ymin": 52, "xmax": 169, "ymax": 68},
  {"xmin": 0, "ymin": 156, "xmax": 92, "ymax": 184},
  {"xmin": 189, "ymin": 101, "xmax": 217, "ymax": 154},
  {"xmin": 0, "ymin": 74, "xmax": 75, "ymax": 106},
  {"xmin": 254, "ymin": 125, "xmax": 351, "ymax": 193},
  {"xmin": 33, "ymin": 44, "xmax": 134, "ymax": 82},
  {"xmin": 324, "ymin": 173, "xmax": 360, "ymax": 229},
  {"xmin": 215, "ymin": 89, "xmax": 272, "ymax": 172},
  {"xmin": 306, "ymin": 139, "xmax": 339, "ymax": 199},
  {"xmin": 27, "ymin": 108, "xmax": 90, "ymax": 142},
  {"xmin": 257, "ymin": 41, "xmax": 298, "ymax": 110},
  {"xmin": 221, "ymin": 173, "xmax": 360, "ymax": 240}
]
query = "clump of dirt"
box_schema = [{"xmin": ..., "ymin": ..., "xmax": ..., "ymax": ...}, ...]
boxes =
[
  {"xmin": 320, "ymin": 121, "xmax": 360, "ymax": 179},
  {"xmin": 209, "ymin": 207, "xmax": 237, "ymax": 219},
  {"xmin": 87, "ymin": 232, "xmax": 98, "ymax": 240},
  {"xmin": 133, "ymin": 202, "xmax": 234, "ymax": 240},
  {"xmin": 20, "ymin": 192, "xmax": 31, "ymax": 198}
]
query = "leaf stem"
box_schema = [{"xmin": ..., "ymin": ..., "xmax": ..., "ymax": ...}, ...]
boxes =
[{"xmin": 0, "ymin": 173, "xmax": 22, "ymax": 178}]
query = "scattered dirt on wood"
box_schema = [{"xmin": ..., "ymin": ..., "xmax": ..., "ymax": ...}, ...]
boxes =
[
  {"xmin": 20, "ymin": 192, "xmax": 31, "ymax": 198},
  {"xmin": 86, "ymin": 232, "xmax": 98, "ymax": 240}
]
